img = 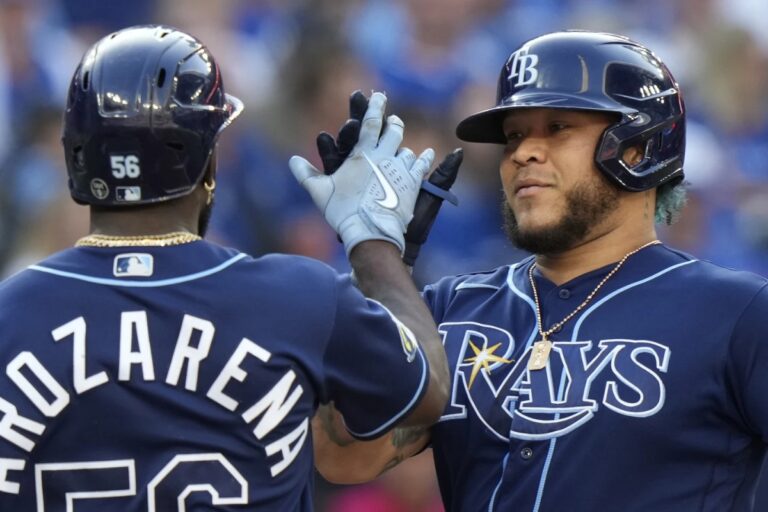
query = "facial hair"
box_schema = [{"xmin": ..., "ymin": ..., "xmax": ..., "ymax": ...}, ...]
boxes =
[{"xmin": 502, "ymin": 172, "xmax": 621, "ymax": 254}]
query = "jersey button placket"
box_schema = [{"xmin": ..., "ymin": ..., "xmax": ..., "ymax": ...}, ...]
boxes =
[
  {"xmin": 520, "ymin": 447, "xmax": 534, "ymax": 460},
  {"xmin": 558, "ymin": 288, "xmax": 571, "ymax": 299}
]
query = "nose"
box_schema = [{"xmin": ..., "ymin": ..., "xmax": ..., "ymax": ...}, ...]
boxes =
[{"xmin": 509, "ymin": 136, "xmax": 547, "ymax": 166}]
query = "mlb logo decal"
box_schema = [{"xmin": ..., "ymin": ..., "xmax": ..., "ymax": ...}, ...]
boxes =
[
  {"xmin": 116, "ymin": 186, "xmax": 142, "ymax": 201},
  {"xmin": 114, "ymin": 253, "xmax": 154, "ymax": 277}
]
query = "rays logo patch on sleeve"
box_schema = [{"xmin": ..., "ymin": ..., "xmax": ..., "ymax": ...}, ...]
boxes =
[
  {"xmin": 366, "ymin": 298, "xmax": 421, "ymax": 363},
  {"xmin": 397, "ymin": 323, "xmax": 419, "ymax": 363},
  {"xmin": 114, "ymin": 253, "xmax": 154, "ymax": 277}
]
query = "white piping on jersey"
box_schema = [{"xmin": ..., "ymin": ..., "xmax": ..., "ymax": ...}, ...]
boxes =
[
  {"xmin": 28, "ymin": 253, "xmax": 248, "ymax": 287},
  {"xmin": 531, "ymin": 258, "xmax": 697, "ymax": 512},
  {"xmin": 506, "ymin": 262, "xmax": 542, "ymax": 356},
  {"xmin": 456, "ymin": 282, "xmax": 500, "ymax": 291},
  {"xmin": 488, "ymin": 451, "xmax": 510, "ymax": 512},
  {"xmin": 342, "ymin": 298, "xmax": 429, "ymax": 439},
  {"xmin": 343, "ymin": 340, "xmax": 428, "ymax": 439},
  {"xmin": 571, "ymin": 260, "xmax": 697, "ymax": 335},
  {"xmin": 483, "ymin": 263, "xmax": 543, "ymax": 511}
]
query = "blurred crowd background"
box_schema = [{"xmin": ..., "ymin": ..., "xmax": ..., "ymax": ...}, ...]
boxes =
[{"xmin": 1, "ymin": 0, "xmax": 767, "ymax": 510}]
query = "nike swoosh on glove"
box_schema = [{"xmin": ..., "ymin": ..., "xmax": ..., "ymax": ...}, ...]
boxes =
[{"xmin": 289, "ymin": 91, "xmax": 435, "ymax": 255}]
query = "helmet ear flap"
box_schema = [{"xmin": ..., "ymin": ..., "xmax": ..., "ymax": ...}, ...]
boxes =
[
  {"xmin": 619, "ymin": 140, "xmax": 651, "ymax": 169},
  {"xmin": 596, "ymin": 116, "xmax": 684, "ymax": 192}
]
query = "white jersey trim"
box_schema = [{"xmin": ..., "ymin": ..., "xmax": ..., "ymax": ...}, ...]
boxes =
[
  {"xmin": 28, "ymin": 254, "xmax": 248, "ymax": 287},
  {"xmin": 343, "ymin": 299, "xmax": 429, "ymax": 439},
  {"xmin": 456, "ymin": 282, "xmax": 500, "ymax": 291}
]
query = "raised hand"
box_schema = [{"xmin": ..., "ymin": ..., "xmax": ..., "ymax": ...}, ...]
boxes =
[
  {"xmin": 403, "ymin": 148, "xmax": 462, "ymax": 266},
  {"xmin": 289, "ymin": 91, "xmax": 435, "ymax": 256},
  {"xmin": 316, "ymin": 90, "xmax": 369, "ymax": 174},
  {"xmin": 314, "ymin": 90, "xmax": 464, "ymax": 266}
]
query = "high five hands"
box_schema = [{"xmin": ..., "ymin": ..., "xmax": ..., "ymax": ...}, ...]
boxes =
[
  {"xmin": 289, "ymin": 92, "xmax": 438, "ymax": 257},
  {"xmin": 310, "ymin": 90, "xmax": 463, "ymax": 266}
]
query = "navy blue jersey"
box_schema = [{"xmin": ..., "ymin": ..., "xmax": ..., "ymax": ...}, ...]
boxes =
[
  {"xmin": 424, "ymin": 244, "xmax": 768, "ymax": 512},
  {"xmin": 0, "ymin": 240, "xmax": 428, "ymax": 511}
]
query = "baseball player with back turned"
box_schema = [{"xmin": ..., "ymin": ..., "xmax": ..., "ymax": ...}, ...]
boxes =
[
  {"xmin": 313, "ymin": 31, "xmax": 768, "ymax": 512},
  {"xmin": 0, "ymin": 25, "xmax": 451, "ymax": 510}
]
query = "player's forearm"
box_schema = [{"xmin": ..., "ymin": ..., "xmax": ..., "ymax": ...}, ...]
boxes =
[
  {"xmin": 349, "ymin": 240, "xmax": 449, "ymax": 426},
  {"xmin": 313, "ymin": 404, "xmax": 431, "ymax": 483}
]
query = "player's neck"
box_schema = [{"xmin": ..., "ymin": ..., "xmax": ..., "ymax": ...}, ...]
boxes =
[
  {"xmin": 88, "ymin": 200, "xmax": 201, "ymax": 238},
  {"xmin": 534, "ymin": 224, "xmax": 658, "ymax": 286}
]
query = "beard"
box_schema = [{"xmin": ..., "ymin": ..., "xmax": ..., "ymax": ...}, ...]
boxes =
[{"xmin": 502, "ymin": 173, "xmax": 621, "ymax": 254}]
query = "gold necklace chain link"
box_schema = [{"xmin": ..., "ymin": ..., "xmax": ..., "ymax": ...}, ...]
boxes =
[
  {"xmin": 527, "ymin": 239, "xmax": 661, "ymax": 370},
  {"xmin": 75, "ymin": 231, "xmax": 202, "ymax": 248}
]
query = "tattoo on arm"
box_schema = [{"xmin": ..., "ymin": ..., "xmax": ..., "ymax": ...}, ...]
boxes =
[
  {"xmin": 318, "ymin": 403, "xmax": 353, "ymax": 447},
  {"xmin": 391, "ymin": 426, "xmax": 427, "ymax": 448},
  {"xmin": 380, "ymin": 426, "xmax": 429, "ymax": 474}
]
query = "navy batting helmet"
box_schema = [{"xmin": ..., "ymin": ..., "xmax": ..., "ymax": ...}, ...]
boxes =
[
  {"xmin": 456, "ymin": 31, "xmax": 685, "ymax": 192},
  {"xmin": 63, "ymin": 25, "xmax": 243, "ymax": 206}
]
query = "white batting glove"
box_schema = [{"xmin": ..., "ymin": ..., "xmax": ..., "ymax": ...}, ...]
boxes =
[{"xmin": 289, "ymin": 91, "xmax": 435, "ymax": 255}]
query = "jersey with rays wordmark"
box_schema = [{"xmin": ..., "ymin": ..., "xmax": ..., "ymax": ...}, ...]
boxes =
[
  {"xmin": 424, "ymin": 244, "xmax": 768, "ymax": 512},
  {"xmin": 0, "ymin": 241, "xmax": 428, "ymax": 511}
]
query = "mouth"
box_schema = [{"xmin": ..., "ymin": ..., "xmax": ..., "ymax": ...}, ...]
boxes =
[{"xmin": 514, "ymin": 181, "xmax": 551, "ymax": 198}]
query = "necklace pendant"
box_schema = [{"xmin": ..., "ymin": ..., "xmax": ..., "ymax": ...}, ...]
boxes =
[{"xmin": 529, "ymin": 339, "xmax": 553, "ymax": 371}]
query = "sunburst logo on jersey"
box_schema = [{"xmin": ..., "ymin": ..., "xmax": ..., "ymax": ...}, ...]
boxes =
[{"xmin": 463, "ymin": 341, "xmax": 513, "ymax": 389}]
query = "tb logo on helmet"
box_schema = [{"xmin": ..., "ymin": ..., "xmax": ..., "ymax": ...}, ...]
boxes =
[{"xmin": 506, "ymin": 48, "xmax": 539, "ymax": 87}]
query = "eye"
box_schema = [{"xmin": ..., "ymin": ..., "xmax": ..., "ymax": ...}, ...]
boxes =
[
  {"xmin": 504, "ymin": 131, "xmax": 523, "ymax": 143},
  {"xmin": 549, "ymin": 122, "xmax": 569, "ymax": 132}
]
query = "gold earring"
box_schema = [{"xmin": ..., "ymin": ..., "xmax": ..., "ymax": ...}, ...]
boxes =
[{"xmin": 203, "ymin": 178, "xmax": 216, "ymax": 205}]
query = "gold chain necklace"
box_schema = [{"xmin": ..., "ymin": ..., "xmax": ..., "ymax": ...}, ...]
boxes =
[
  {"xmin": 75, "ymin": 231, "xmax": 202, "ymax": 248},
  {"xmin": 527, "ymin": 239, "xmax": 661, "ymax": 370}
]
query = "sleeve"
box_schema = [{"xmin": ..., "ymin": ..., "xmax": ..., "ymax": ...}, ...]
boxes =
[
  {"xmin": 421, "ymin": 275, "xmax": 458, "ymax": 323},
  {"xmin": 726, "ymin": 282, "xmax": 768, "ymax": 442},
  {"xmin": 321, "ymin": 272, "xmax": 429, "ymax": 440}
]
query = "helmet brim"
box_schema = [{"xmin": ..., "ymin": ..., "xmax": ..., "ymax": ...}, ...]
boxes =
[
  {"xmin": 220, "ymin": 93, "xmax": 244, "ymax": 132},
  {"xmin": 455, "ymin": 93, "xmax": 630, "ymax": 144}
]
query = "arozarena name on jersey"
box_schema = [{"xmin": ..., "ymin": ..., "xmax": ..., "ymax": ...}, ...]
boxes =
[
  {"xmin": 0, "ymin": 312, "xmax": 307, "ymax": 492},
  {"xmin": 439, "ymin": 322, "xmax": 670, "ymax": 441}
]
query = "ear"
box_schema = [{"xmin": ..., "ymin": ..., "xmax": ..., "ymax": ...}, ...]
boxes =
[
  {"xmin": 203, "ymin": 148, "xmax": 218, "ymax": 183},
  {"xmin": 622, "ymin": 144, "xmax": 644, "ymax": 167}
]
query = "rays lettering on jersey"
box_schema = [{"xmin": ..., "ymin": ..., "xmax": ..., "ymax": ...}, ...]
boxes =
[
  {"xmin": 0, "ymin": 312, "xmax": 306, "ymax": 494},
  {"xmin": 439, "ymin": 322, "xmax": 670, "ymax": 441}
]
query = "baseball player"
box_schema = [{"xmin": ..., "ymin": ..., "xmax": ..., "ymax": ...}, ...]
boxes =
[
  {"xmin": 0, "ymin": 25, "xmax": 450, "ymax": 511},
  {"xmin": 313, "ymin": 31, "xmax": 768, "ymax": 512}
]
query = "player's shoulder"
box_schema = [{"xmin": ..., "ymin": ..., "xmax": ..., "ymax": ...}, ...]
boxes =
[
  {"xmin": 0, "ymin": 248, "xmax": 87, "ymax": 318},
  {"xmin": 422, "ymin": 263, "xmax": 519, "ymax": 321},
  {"xmin": 229, "ymin": 251, "xmax": 351, "ymax": 310},
  {"xmin": 424, "ymin": 262, "xmax": 516, "ymax": 299},
  {"xmin": 0, "ymin": 247, "xmax": 77, "ymax": 291},
  {"xmin": 667, "ymin": 246, "xmax": 768, "ymax": 293},
  {"xmin": 235, "ymin": 251, "xmax": 340, "ymax": 286},
  {"xmin": 656, "ymin": 246, "xmax": 768, "ymax": 312}
]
